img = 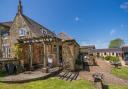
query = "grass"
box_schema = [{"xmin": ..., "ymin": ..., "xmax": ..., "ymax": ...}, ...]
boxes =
[
  {"xmin": 111, "ymin": 67, "xmax": 128, "ymax": 80},
  {"xmin": 0, "ymin": 77, "xmax": 95, "ymax": 89},
  {"xmin": 0, "ymin": 70, "xmax": 6, "ymax": 81},
  {"xmin": 109, "ymin": 85, "xmax": 128, "ymax": 89},
  {"xmin": 0, "ymin": 68, "xmax": 128, "ymax": 89}
]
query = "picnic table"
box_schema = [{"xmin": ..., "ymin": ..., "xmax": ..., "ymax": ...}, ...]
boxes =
[{"xmin": 111, "ymin": 61, "xmax": 121, "ymax": 68}]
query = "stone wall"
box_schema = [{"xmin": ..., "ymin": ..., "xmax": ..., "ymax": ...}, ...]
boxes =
[
  {"xmin": 10, "ymin": 14, "xmax": 37, "ymax": 58},
  {"xmin": 62, "ymin": 40, "xmax": 79, "ymax": 71}
]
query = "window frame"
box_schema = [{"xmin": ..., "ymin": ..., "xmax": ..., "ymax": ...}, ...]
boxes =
[{"xmin": 19, "ymin": 28, "xmax": 27, "ymax": 37}]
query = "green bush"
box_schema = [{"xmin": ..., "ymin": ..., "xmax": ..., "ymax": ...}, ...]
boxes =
[
  {"xmin": 75, "ymin": 59, "xmax": 83, "ymax": 65},
  {"xmin": 105, "ymin": 56, "xmax": 119, "ymax": 62}
]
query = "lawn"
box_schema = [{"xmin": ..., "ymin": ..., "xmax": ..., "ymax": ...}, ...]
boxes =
[
  {"xmin": 111, "ymin": 67, "xmax": 128, "ymax": 80},
  {"xmin": 0, "ymin": 77, "xmax": 95, "ymax": 89},
  {"xmin": 109, "ymin": 85, "xmax": 128, "ymax": 89},
  {"xmin": 0, "ymin": 70, "xmax": 6, "ymax": 81}
]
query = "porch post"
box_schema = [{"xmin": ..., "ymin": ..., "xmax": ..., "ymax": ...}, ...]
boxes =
[
  {"xmin": 29, "ymin": 43, "xmax": 33, "ymax": 70},
  {"xmin": 56, "ymin": 41, "xmax": 60, "ymax": 66},
  {"xmin": 43, "ymin": 43, "xmax": 46, "ymax": 67},
  {"xmin": 0, "ymin": 31, "xmax": 2, "ymax": 58},
  {"xmin": 42, "ymin": 42, "xmax": 48, "ymax": 73}
]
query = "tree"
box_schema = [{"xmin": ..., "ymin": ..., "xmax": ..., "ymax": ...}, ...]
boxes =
[{"xmin": 109, "ymin": 38, "xmax": 125, "ymax": 48}]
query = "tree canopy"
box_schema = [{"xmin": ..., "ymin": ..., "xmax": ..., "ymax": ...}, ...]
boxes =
[{"xmin": 109, "ymin": 38, "xmax": 125, "ymax": 48}]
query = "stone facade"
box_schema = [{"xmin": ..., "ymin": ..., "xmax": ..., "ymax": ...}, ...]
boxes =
[
  {"xmin": 0, "ymin": 1, "xmax": 59, "ymax": 68},
  {"xmin": 62, "ymin": 40, "xmax": 79, "ymax": 71},
  {"xmin": 58, "ymin": 33, "xmax": 80, "ymax": 71},
  {"xmin": 0, "ymin": 1, "xmax": 80, "ymax": 71},
  {"xmin": 10, "ymin": 14, "xmax": 35, "ymax": 58},
  {"xmin": 80, "ymin": 45, "xmax": 95, "ymax": 60}
]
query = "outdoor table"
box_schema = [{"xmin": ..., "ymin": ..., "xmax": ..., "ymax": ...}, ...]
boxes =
[{"xmin": 111, "ymin": 62, "xmax": 121, "ymax": 68}]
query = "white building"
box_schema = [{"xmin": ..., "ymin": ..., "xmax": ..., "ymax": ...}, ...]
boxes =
[{"xmin": 92, "ymin": 48, "xmax": 123, "ymax": 57}]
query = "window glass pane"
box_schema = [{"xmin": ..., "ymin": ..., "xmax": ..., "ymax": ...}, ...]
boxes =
[{"xmin": 19, "ymin": 28, "xmax": 26, "ymax": 36}]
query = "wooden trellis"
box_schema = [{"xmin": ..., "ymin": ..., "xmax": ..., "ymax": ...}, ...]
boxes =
[{"xmin": 17, "ymin": 36, "xmax": 62, "ymax": 71}]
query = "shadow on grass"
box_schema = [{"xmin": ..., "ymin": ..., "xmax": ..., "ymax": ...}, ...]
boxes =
[
  {"xmin": 0, "ymin": 71, "xmax": 6, "ymax": 80},
  {"xmin": 103, "ymin": 85, "xmax": 109, "ymax": 89}
]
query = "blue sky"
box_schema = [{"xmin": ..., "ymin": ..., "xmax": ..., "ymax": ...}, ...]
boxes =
[{"xmin": 0, "ymin": 0, "xmax": 128, "ymax": 48}]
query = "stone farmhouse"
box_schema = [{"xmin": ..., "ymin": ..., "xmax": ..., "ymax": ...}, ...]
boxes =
[{"xmin": 0, "ymin": 0, "xmax": 80, "ymax": 71}]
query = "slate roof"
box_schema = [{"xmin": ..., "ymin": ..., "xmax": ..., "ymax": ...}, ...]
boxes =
[
  {"xmin": 80, "ymin": 45, "xmax": 95, "ymax": 49},
  {"xmin": 58, "ymin": 32, "xmax": 73, "ymax": 40},
  {"xmin": 0, "ymin": 21, "xmax": 13, "ymax": 28},
  {"xmin": 22, "ymin": 15, "xmax": 56, "ymax": 37},
  {"xmin": 92, "ymin": 48, "xmax": 122, "ymax": 53},
  {"xmin": 122, "ymin": 46, "xmax": 128, "ymax": 52}
]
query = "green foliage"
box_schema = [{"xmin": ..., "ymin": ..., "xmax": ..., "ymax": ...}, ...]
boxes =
[
  {"xmin": 14, "ymin": 43, "xmax": 23, "ymax": 59},
  {"xmin": 109, "ymin": 38, "xmax": 125, "ymax": 48},
  {"xmin": 75, "ymin": 59, "xmax": 83, "ymax": 65},
  {"xmin": 0, "ymin": 71, "xmax": 6, "ymax": 77},
  {"xmin": 0, "ymin": 78, "xmax": 95, "ymax": 89},
  {"xmin": 111, "ymin": 67, "xmax": 128, "ymax": 80},
  {"xmin": 0, "ymin": 70, "xmax": 6, "ymax": 81},
  {"xmin": 105, "ymin": 56, "xmax": 119, "ymax": 62}
]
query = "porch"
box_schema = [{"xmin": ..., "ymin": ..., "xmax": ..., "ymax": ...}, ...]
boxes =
[{"xmin": 16, "ymin": 36, "xmax": 62, "ymax": 71}]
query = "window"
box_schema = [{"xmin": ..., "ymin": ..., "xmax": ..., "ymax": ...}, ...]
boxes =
[
  {"xmin": 53, "ymin": 45, "xmax": 57, "ymax": 53},
  {"xmin": 19, "ymin": 28, "xmax": 27, "ymax": 36},
  {"xmin": 2, "ymin": 44, "xmax": 11, "ymax": 58},
  {"xmin": 3, "ymin": 33, "xmax": 9, "ymax": 39},
  {"xmin": 112, "ymin": 53, "xmax": 114, "ymax": 55},
  {"xmin": 104, "ymin": 52, "xmax": 106, "ymax": 55}
]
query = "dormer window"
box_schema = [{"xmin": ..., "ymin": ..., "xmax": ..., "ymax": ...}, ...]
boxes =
[
  {"xmin": 41, "ymin": 29, "xmax": 47, "ymax": 35},
  {"xmin": 19, "ymin": 28, "xmax": 27, "ymax": 37}
]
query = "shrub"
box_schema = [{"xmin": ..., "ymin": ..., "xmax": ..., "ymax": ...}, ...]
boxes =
[
  {"xmin": 75, "ymin": 59, "xmax": 83, "ymax": 65},
  {"xmin": 105, "ymin": 56, "xmax": 119, "ymax": 62}
]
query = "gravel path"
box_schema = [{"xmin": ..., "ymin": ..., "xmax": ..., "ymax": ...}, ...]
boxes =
[{"xmin": 80, "ymin": 58, "xmax": 128, "ymax": 85}]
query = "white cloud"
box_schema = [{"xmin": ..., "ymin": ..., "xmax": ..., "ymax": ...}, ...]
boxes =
[
  {"xmin": 75, "ymin": 17, "xmax": 79, "ymax": 21},
  {"xmin": 120, "ymin": 2, "xmax": 128, "ymax": 11},
  {"xmin": 110, "ymin": 29, "xmax": 116, "ymax": 35}
]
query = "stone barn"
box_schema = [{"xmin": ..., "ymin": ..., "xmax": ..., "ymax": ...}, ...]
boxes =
[{"xmin": 58, "ymin": 32, "xmax": 80, "ymax": 71}]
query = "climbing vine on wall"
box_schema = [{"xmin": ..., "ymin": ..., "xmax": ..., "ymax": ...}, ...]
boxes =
[{"xmin": 14, "ymin": 43, "xmax": 23, "ymax": 59}]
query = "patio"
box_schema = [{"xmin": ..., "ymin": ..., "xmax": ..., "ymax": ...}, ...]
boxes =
[{"xmin": 0, "ymin": 67, "xmax": 61, "ymax": 83}]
